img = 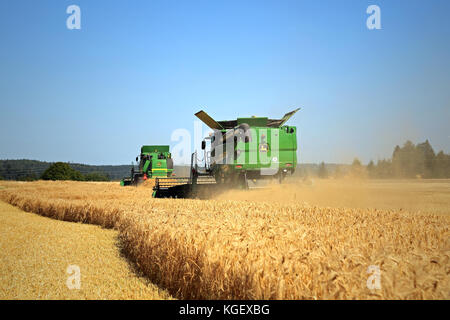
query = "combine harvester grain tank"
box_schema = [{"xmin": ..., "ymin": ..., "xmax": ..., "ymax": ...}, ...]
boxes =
[{"xmin": 152, "ymin": 108, "xmax": 300, "ymax": 198}]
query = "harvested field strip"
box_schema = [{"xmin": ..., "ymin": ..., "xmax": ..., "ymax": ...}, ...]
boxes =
[
  {"xmin": 0, "ymin": 181, "xmax": 449, "ymax": 299},
  {"xmin": 0, "ymin": 201, "xmax": 172, "ymax": 300}
]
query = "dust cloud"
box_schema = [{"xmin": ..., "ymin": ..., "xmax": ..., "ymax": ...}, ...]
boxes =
[{"xmin": 213, "ymin": 178, "xmax": 450, "ymax": 215}]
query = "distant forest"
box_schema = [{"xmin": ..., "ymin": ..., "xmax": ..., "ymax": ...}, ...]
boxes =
[
  {"xmin": 0, "ymin": 160, "xmax": 190, "ymax": 181},
  {"xmin": 367, "ymin": 140, "xmax": 450, "ymax": 179},
  {"xmin": 0, "ymin": 160, "xmax": 131, "ymax": 181},
  {"xmin": 0, "ymin": 140, "xmax": 448, "ymax": 181},
  {"xmin": 305, "ymin": 140, "xmax": 450, "ymax": 179}
]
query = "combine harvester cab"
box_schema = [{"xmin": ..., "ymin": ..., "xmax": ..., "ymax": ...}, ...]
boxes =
[
  {"xmin": 121, "ymin": 145, "xmax": 174, "ymax": 186},
  {"xmin": 152, "ymin": 108, "xmax": 300, "ymax": 198}
]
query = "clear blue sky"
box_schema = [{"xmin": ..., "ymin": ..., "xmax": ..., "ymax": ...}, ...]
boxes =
[{"xmin": 0, "ymin": 0, "xmax": 449, "ymax": 165}]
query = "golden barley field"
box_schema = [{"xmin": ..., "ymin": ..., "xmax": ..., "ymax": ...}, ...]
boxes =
[
  {"xmin": 0, "ymin": 201, "xmax": 171, "ymax": 300},
  {"xmin": 0, "ymin": 179, "xmax": 448, "ymax": 300}
]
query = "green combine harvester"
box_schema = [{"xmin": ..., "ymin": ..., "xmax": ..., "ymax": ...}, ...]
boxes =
[
  {"xmin": 152, "ymin": 108, "xmax": 299, "ymax": 198},
  {"xmin": 121, "ymin": 145, "xmax": 174, "ymax": 186}
]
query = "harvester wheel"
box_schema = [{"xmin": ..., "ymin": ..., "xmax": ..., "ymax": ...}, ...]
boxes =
[
  {"xmin": 235, "ymin": 172, "xmax": 248, "ymax": 189},
  {"xmin": 278, "ymin": 171, "xmax": 287, "ymax": 184},
  {"xmin": 242, "ymin": 172, "xmax": 249, "ymax": 189}
]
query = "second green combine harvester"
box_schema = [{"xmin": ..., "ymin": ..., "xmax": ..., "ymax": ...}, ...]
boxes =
[
  {"xmin": 152, "ymin": 108, "xmax": 300, "ymax": 198},
  {"xmin": 121, "ymin": 145, "xmax": 174, "ymax": 186}
]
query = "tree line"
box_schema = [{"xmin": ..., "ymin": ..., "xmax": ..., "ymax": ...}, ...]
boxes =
[
  {"xmin": 0, "ymin": 159, "xmax": 131, "ymax": 181},
  {"xmin": 367, "ymin": 140, "xmax": 449, "ymax": 179},
  {"xmin": 0, "ymin": 162, "xmax": 110, "ymax": 181},
  {"xmin": 40, "ymin": 162, "xmax": 110, "ymax": 181},
  {"xmin": 1, "ymin": 140, "xmax": 448, "ymax": 181},
  {"xmin": 316, "ymin": 140, "xmax": 450, "ymax": 179}
]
